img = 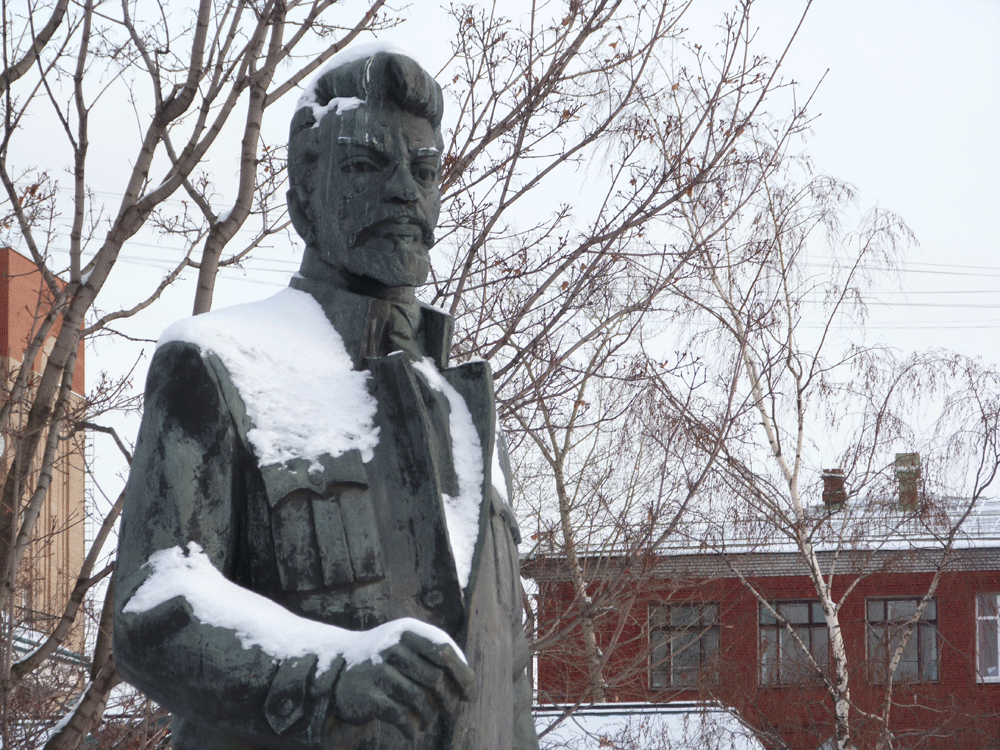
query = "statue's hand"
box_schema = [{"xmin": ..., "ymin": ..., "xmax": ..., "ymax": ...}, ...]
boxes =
[{"xmin": 332, "ymin": 630, "xmax": 476, "ymax": 740}]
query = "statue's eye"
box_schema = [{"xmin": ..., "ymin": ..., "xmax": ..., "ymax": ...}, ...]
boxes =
[
  {"xmin": 342, "ymin": 158, "xmax": 380, "ymax": 174},
  {"xmin": 411, "ymin": 163, "xmax": 437, "ymax": 183}
]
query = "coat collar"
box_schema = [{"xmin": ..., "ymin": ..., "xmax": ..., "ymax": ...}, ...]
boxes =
[{"xmin": 288, "ymin": 276, "xmax": 454, "ymax": 371}]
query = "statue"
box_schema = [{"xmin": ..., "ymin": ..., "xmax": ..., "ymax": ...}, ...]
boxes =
[{"xmin": 113, "ymin": 47, "xmax": 539, "ymax": 750}]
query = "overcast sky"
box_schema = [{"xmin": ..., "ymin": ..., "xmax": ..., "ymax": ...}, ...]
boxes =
[
  {"xmin": 63, "ymin": 0, "xmax": 997, "ymax": 520},
  {"xmin": 733, "ymin": 0, "xmax": 1000, "ymax": 358},
  {"xmin": 199, "ymin": 0, "xmax": 1000, "ymax": 357}
]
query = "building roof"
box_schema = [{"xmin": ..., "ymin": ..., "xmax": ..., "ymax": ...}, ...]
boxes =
[
  {"xmin": 680, "ymin": 496, "xmax": 1000, "ymax": 556},
  {"xmin": 524, "ymin": 497, "xmax": 1000, "ymax": 582}
]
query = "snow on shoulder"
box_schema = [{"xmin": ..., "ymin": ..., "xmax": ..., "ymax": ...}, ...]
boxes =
[
  {"xmin": 123, "ymin": 543, "xmax": 464, "ymax": 675},
  {"xmin": 158, "ymin": 287, "xmax": 379, "ymax": 469}
]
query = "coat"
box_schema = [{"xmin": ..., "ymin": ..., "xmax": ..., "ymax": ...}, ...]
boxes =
[{"xmin": 113, "ymin": 281, "xmax": 538, "ymax": 749}]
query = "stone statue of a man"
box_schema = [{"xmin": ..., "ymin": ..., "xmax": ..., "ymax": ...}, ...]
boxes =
[{"xmin": 113, "ymin": 47, "xmax": 539, "ymax": 750}]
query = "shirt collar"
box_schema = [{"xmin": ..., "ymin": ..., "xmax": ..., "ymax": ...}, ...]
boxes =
[{"xmin": 288, "ymin": 275, "xmax": 453, "ymax": 369}]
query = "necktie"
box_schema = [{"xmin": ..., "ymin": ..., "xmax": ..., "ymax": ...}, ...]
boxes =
[{"xmin": 364, "ymin": 300, "xmax": 423, "ymax": 359}]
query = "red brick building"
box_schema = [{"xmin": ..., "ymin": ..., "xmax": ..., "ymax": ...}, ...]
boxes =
[
  {"xmin": 527, "ymin": 490, "xmax": 1000, "ymax": 749},
  {"xmin": 1, "ymin": 246, "xmax": 87, "ymax": 652}
]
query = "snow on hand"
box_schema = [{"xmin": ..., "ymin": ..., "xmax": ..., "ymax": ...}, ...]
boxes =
[
  {"xmin": 159, "ymin": 287, "xmax": 379, "ymax": 469},
  {"xmin": 123, "ymin": 543, "xmax": 465, "ymax": 675}
]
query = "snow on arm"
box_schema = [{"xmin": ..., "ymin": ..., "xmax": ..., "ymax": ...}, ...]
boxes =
[
  {"xmin": 122, "ymin": 543, "xmax": 465, "ymax": 675},
  {"xmin": 159, "ymin": 288, "xmax": 379, "ymax": 470},
  {"xmin": 411, "ymin": 358, "xmax": 483, "ymax": 589}
]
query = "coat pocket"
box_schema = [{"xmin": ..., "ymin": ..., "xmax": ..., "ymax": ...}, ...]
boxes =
[{"xmin": 266, "ymin": 451, "xmax": 385, "ymax": 591}]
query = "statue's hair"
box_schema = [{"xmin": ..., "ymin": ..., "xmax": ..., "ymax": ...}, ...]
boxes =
[
  {"xmin": 291, "ymin": 52, "xmax": 443, "ymax": 138},
  {"xmin": 287, "ymin": 52, "xmax": 444, "ymax": 240}
]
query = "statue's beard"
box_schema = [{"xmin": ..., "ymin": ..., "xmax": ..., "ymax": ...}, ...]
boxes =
[
  {"xmin": 349, "ymin": 233, "xmax": 430, "ymax": 288},
  {"xmin": 320, "ymin": 217, "xmax": 432, "ymax": 288}
]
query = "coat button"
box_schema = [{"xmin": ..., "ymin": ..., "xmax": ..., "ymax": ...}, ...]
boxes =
[
  {"xmin": 273, "ymin": 697, "xmax": 295, "ymax": 718},
  {"xmin": 422, "ymin": 588, "xmax": 445, "ymax": 608},
  {"xmin": 309, "ymin": 470, "xmax": 324, "ymax": 487}
]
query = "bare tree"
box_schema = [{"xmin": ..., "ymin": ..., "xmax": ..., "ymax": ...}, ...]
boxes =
[
  {"xmin": 664, "ymin": 150, "xmax": 1000, "ymax": 749},
  {"xmin": 425, "ymin": 0, "xmax": 819, "ymax": 720},
  {"xmin": 525, "ymin": 141, "xmax": 999, "ymax": 748},
  {"xmin": 0, "ymin": 0, "xmax": 395, "ymax": 745}
]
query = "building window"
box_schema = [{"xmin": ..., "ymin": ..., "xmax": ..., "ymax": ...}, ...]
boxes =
[
  {"xmin": 760, "ymin": 601, "xmax": 829, "ymax": 685},
  {"xmin": 649, "ymin": 604, "xmax": 720, "ymax": 688},
  {"xmin": 866, "ymin": 598, "xmax": 938, "ymax": 682},
  {"xmin": 977, "ymin": 593, "xmax": 1000, "ymax": 683}
]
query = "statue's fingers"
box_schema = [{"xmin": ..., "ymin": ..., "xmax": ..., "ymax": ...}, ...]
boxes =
[
  {"xmin": 399, "ymin": 631, "xmax": 476, "ymax": 701},
  {"xmin": 384, "ymin": 645, "xmax": 463, "ymax": 715},
  {"xmin": 376, "ymin": 665, "xmax": 437, "ymax": 734},
  {"xmin": 365, "ymin": 689, "xmax": 419, "ymax": 741}
]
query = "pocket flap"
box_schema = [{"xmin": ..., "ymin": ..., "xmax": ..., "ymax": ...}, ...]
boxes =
[{"xmin": 260, "ymin": 449, "xmax": 368, "ymax": 508}]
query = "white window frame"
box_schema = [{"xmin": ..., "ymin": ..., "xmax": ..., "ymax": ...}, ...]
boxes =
[{"xmin": 977, "ymin": 593, "xmax": 1000, "ymax": 683}]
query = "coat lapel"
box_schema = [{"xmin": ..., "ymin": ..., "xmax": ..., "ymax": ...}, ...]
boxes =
[{"xmin": 439, "ymin": 360, "xmax": 496, "ymax": 605}]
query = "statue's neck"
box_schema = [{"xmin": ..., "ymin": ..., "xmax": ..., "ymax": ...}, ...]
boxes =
[{"xmin": 297, "ymin": 248, "xmax": 415, "ymax": 303}]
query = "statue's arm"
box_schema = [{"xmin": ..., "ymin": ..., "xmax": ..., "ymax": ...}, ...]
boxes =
[
  {"xmin": 112, "ymin": 343, "xmax": 341, "ymax": 747},
  {"xmin": 113, "ymin": 342, "xmax": 475, "ymax": 747}
]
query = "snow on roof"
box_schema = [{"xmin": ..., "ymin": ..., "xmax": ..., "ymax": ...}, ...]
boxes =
[
  {"xmin": 159, "ymin": 288, "xmax": 379, "ymax": 471},
  {"xmin": 535, "ymin": 702, "xmax": 765, "ymax": 750},
  {"xmin": 8, "ymin": 623, "xmax": 87, "ymax": 667},
  {"xmin": 668, "ymin": 496, "xmax": 1000, "ymax": 558},
  {"xmin": 528, "ymin": 495, "xmax": 1000, "ymax": 567}
]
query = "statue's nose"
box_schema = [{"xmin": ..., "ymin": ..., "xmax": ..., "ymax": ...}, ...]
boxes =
[{"xmin": 385, "ymin": 164, "xmax": 419, "ymax": 204}]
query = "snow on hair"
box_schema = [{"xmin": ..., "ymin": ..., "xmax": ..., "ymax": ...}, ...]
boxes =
[{"xmin": 290, "ymin": 46, "xmax": 443, "ymax": 138}]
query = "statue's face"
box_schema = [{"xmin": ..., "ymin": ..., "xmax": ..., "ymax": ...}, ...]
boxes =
[{"xmin": 311, "ymin": 102, "xmax": 441, "ymax": 287}]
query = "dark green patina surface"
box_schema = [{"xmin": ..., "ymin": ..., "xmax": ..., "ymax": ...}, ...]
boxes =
[{"xmin": 114, "ymin": 51, "xmax": 538, "ymax": 750}]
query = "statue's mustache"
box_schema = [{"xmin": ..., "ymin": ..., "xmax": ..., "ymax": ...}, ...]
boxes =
[{"xmin": 354, "ymin": 212, "xmax": 433, "ymax": 247}]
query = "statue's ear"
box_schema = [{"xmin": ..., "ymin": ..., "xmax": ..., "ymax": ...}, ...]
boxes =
[
  {"xmin": 287, "ymin": 121, "xmax": 319, "ymax": 243},
  {"xmin": 287, "ymin": 188, "xmax": 313, "ymax": 243}
]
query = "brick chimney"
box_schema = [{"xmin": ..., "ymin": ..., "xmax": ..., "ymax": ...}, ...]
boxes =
[
  {"xmin": 895, "ymin": 452, "xmax": 921, "ymax": 512},
  {"xmin": 821, "ymin": 469, "xmax": 847, "ymax": 511}
]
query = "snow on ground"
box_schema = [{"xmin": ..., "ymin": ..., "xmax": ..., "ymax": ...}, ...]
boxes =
[
  {"xmin": 535, "ymin": 703, "xmax": 766, "ymax": 750},
  {"xmin": 160, "ymin": 287, "xmax": 379, "ymax": 470}
]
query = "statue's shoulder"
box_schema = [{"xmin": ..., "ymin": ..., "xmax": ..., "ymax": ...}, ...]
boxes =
[
  {"xmin": 158, "ymin": 288, "xmax": 333, "ymax": 358},
  {"xmin": 156, "ymin": 288, "xmax": 378, "ymax": 471}
]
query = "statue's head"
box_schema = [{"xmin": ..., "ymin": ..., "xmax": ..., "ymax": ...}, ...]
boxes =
[{"xmin": 288, "ymin": 47, "xmax": 444, "ymax": 290}]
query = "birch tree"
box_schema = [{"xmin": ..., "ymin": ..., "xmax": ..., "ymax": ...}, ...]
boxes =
[{"xmin": 670, "ymin": 155, "xmax": 1000, "ymax": 749}]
